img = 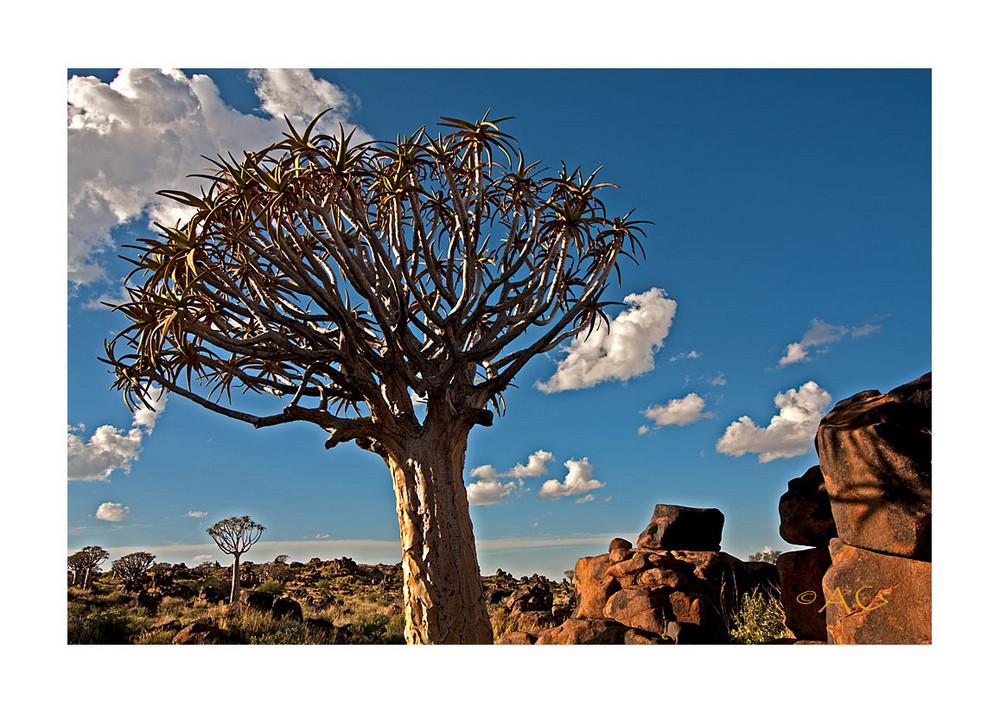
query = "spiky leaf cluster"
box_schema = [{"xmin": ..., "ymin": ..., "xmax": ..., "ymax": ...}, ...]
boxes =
[{"xmin": 104, "ymin": 111, "xmax": 647, "ymax": 452}]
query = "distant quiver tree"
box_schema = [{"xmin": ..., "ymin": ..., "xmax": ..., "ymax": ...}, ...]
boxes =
[
  {"xmin": 206, "ymin": 515, "xmax": 264, "ymax": 603},
  {"xmin": 111, "ymin": 551, "xmax": 156, "ymax": 592},
  {"xmin": 103, "ymin": 111, "xmax": 648, "ymax": 644},
  {"xmin": 68, "ymin": 545, "xmax": 109, "ymax": 589}
]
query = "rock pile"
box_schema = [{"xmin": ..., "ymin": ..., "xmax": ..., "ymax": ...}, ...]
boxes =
[
  {"xmin": 776, "ymin": 372, "xmax": 931, "ymax": 644},
  {"xmin": 499, "ymin": 504, "xmax": 778, "ymax": 644}
]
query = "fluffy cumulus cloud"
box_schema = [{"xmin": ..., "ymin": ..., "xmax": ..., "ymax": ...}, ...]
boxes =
[
  {"xmin": 716, "ymin": 381, "xmax": 832, "ymax": 462},
  {"xmin": 95, "ymin": 502, "xmax": 130, "ymax": 522},
  {"xmin": 67, "ymin": 68, "xmax": 367, "ymax": 285},
  {"xmin": 538, "ymin": 458, "xmax": 606, "ymax": 500},
  {"xmin": 467, "ymin": 450, "xmax": 555, "ymax": 506},
  {"xmin": 68, "ymin": 388, "xmax": 167, "ymax": 481},
  {"xmin": 642, "ymin": 393, "xmax": 714, "ymax": 429},
  {"xmin": 536, "ymin": 288, "xmax": 678, "ymax": 393}
]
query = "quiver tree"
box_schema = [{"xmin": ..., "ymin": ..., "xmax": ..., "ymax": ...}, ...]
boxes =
[
  {"xmin": 103, "ymin": 112, "xmax": 647, "ymax": 644},
  {"xmin": 206, "ymin": 515, "xmax": 264, "ymax": 603},
  {"xmin": 111, "ymin": 551, "xmax": 156, "ymax": 592},
  {"xmin": 68, "ymin": 545, "xmax": 109, "ymax": 589}
]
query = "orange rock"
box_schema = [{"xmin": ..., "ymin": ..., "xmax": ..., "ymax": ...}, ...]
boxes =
[
  {"xmin": 603, "ymin": 588, "xmax": 666, "ymax": 633},
  {"xmin": 776, "ymin": 548, "xmax": 831, "ymax": 642},
  {"xmin": 822, "ymin": 538, "xmax": 931, "ymax": 644},
  {"xmin": 573, "ymin": 554, "xmax": 620, "ymax": 619}
]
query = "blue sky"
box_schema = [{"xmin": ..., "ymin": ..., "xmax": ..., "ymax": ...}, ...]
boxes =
[{"xmin": 67, "ymin": 68, "xmax": 930, "ymax": 579}]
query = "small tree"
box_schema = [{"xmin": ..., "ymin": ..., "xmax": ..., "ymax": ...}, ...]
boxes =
[
  {"xmin": 68, "ymin": 545, "xmax": 109, "ymax": 589},
  {"xmin": 207, "ymin": 515, "xmax": 264, "ymax": 603},
  {"xmin": 104, "ymin": 112, "xmax": 647, "ymax": 643},
  {"xmin": 748, "ymin": 549, "xmax": 783, "ymax": 564},
  {"xmin": 111, "ymin": 551, "xmax": 156, "ymax": 592}
]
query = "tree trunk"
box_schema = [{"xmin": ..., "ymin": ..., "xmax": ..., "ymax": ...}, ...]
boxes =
[
  {"xmin": 384, "ymin": 416, "xmax": 493, "ymax": 644},
  {"xmin": 230, "ymin": 554, "xmax": 241, "ymax": 604},
  {"xmin": 83, "ymin": 568, "xmax": 91, "ymax": 590}
]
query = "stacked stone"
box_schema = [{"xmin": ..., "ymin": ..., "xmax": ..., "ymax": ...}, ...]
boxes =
[
  {"xmin": 499, "ymin": 504, "xmax": 779, "ymax": 644},
  {"xmin": 776, "ymin": 372, "xmax": 931, "ymax": 644}
]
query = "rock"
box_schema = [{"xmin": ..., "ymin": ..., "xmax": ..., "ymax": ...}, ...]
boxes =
[
  {"xmin": 496, "ymin": 631, "xmax": 538, "ymax": 645},
  {"xmin": 135, "ymin": 590, "xmax": 162, "ymax": 615},
  {"xmin": 822, "ymin": 538, "xmax": 931, "ymax": 644},
  {"xmin": 624, "ymin": 629, "xmax": 668, "ymax": 645},
  {"xmin": 779, "ymin": 466, "xmax": 837, "ymax": 547},
  {"xmin": 603, "ymin": 588, "xmax": 667, "ymax": 633},
  {"xmin": 637, "ymin": 567, "xmax": 689, "ymax": 591},
  {"xmin": 534, "ymin": 618, "xmax": 642, "ymax": 645},
  {"xmin": 607, "ymin": 551, "xmax": 650, "ymax": 585},
  {"xmin": 239, "ymin": 589, "xmax": 275, "ymax": 613},
  {"xmin": 609, "ymin": 538, "xmax": 633, "ymax": 563},
  {"xmin": 272, "ymin": 597, "xmax": 303, "ymax": 621},
  {"xmin": 172, "ymin": 618, "xmax": 221, "ymax": 645},
  {"xmin": 776, "ymin": 548, "xmax": 832, "ymax": 642},
  {"xmin": 573, "ymin": 554, "xmax": 621, "ymax": 619},
  {"xmin": 504, "ymin": 583, "xmax": 552, "ymax": 613},
  {"xmin": 667, "ymin": 590, "xmax": 712, "ymax": 627},
  {"xmin": 816, "ymin": 372, "xmax": 931, "ymax": 560},
  {"xmin": 636, "ymin": 505, "xmax": 725, "ymax": 552}
]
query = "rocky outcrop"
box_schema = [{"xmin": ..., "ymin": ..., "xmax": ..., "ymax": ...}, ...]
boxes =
[
  {"xmin": 519, "ymin": 505, "xmax": 778, "ymax": 644},
  {"xmin": 776, "ymin": 372, "xmax": 931, "ymax": 645}
]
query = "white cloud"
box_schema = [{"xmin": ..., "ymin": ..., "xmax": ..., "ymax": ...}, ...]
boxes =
[
  {"xmin": 778, "ymin": 319, "xmax": 854, "ymax": 366},
  {"xmin": 187, "ymin": 510, "xmax": 207, "ymax": 518},
  {"xmin": 637, "ymin": 425, "xmax": 650, "ymax": 435},
  {"xmin": 642, "ymin": 393, "xmax": 714, "ymax": 427},
  {"xmin": 67, "ymin": 69, "xmax": 368, "ymax": 285},
  {"xmin": 669, "ymin": 350, "xmax": 701, "ymax": 362},
  {"xmin": 68, "ymin": 388, "xmax": 166, "ymax": 481},
  {"xmin": 95, "ymin": 502, "xmax": 130, "ymax": 522},
  {"xmin": 467, "ymin": 479, "xmax": 519, "ymax": 506},
  {"xmin": 536, "ymin": 288, "xmax": 677, "ymax": 393},
  {"xmin": 313, "ymin": 533, "xmax": 331, "ymax": 539},
  {"xmin": 575, "ymin": 494, "xmax": 595, "ymax": 504},
  {"xmin": 192, "ymin": 554, "xmax": 214, "ymax": 563},
  {"xmin": 466, "ymin": 450, "xmax": 555, "ymax": 506},
  {"xmin": 716, "ymin": 381, "xmax": 832, "ymax": 462},
  {"xmin": 710, "ymin": 373, "xmax": 727, "ymax": 386},
  {"xmin": 852, "ymin": 323, "xmax": 880, "ymax": 338},
  {"xmin": 538, "ymin": 458, "xmax": 606, "ymax": 500}
]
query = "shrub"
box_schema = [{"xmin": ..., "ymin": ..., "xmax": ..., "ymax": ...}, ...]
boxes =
[
  {"xmin": 68, "ymin": 611, "xmax": 143, "ymax": 645},
  {"xmin": 256, "ymin": 580, "xmax": 284, "ymax": 596},
  {"xmin": 727, "ymin": 588, "xmax": 788, "ymax": 644}
]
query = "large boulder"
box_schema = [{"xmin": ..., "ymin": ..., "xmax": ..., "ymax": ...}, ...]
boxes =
[
  {"xmin": 816, "ymin": 372, "xmax": 931, "ymax": 561},
  {"xmin": 776, "ymin": 548, "xmax": 831, "ymax": 642},
  {"xmin": 603, "ymin": 588, "xmax": 667, "ymax": 633},
  {"xmin": 636, "ymin": 505, "xmax": 724, "ymax": 551},
  {"xmin": 534, "ymin": 618, "xmax": 666, "ymax": 645},
  {"xmin": 822, "ymin": 538, "xmax": 931, "ymax": 645},
  {"xmin": 573, "ymin": 554, "xmax": 621, "ymax": 618},
  {"xmin": 779, "ymin": 466, "xmax": 837, "ymax": 547},
  {"xmin": 272, "ymin": 597, "xmax": 303, "ymax": 621}
]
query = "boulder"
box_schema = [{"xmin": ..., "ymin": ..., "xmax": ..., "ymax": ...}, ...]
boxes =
[
  {"xmin": 636, "ymin": 504, "xmax": 724, "ymax": 551},
  {"xmin": 534, "ymin": 618, "xmax": 635, "ymax": 645},
  {"xmin": 172, "ymin": 618, "xmax": 221, "ymax": 645},
  {"xmin": 822, "ymin": 538, "xmax": 931, "ymax": 644},
  {"xmin": 779, "ymin": 466, "xmax": 837, "ymax": 547},
  {"xmin": 667, "ymin": 590, "xmax": 713, "ymax": 627},
  {"xmin": 609, "ymin": 537, "xmax": 633, "ymax": 563},
  {"xmin": 496, "ymin": 631, "xmax": 538, "ymax": 645},
  {"xmin": 573, "ymin": 554, "xmax": 621, "ymax": 619},
  {"xmin": 603, "ymin": 588, "xmax": 667, "ymax": 633},
  {"xmin": 238, "ymin": 589, "xmax": 275, "ymax": 613},
  {"xmin": 776, "ymin": 548, "xmax": 831, "ymax": 642},
  {"xmin": 637, "ymin": 567, "xmax": 689, "ymax": 591},
  {"xmin": 816, "ymin": 372, "xmax": 931, "ymax": 561},
  {"xmin": 272, "ymin": 597, "xmax": 303, "ymax": 621}
]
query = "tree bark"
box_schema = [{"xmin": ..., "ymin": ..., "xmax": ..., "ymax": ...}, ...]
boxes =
[
  {"xmin": 384, "ymin": 415, "xmax": 493, "ymax": 644},
  {"xmin": 230, "ymin": 554, "xmax": 241, "ymax": 604}
]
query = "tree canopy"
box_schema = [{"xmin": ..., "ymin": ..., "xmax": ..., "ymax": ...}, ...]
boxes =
[{"xmin": 103, "ymin": 112, "xmax": 646, "ymax": 456}]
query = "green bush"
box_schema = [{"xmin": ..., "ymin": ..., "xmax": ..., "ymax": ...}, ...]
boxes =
[
  {"xmin": 256, "ymin": 580, "xmax": 284, "ymax": 596},
  {"xmin": 68, "ymin": 610, "xmax": 144, "ymax": 644},
  {"xmin": 727, "ymin": 588, "xmax": 788, "ymax": 644}
]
